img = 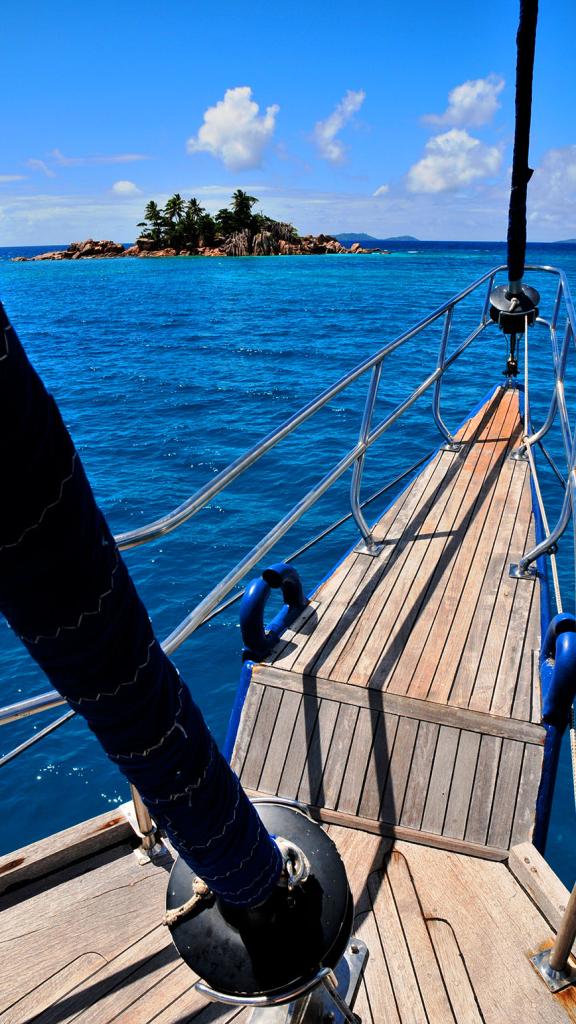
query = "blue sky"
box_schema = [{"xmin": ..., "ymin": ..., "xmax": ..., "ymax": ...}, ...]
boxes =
[{"xmin": 1, "ymin": 0, "xmax": 575, "ymax": 243}]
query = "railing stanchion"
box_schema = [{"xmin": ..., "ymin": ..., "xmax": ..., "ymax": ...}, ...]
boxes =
[
  {"xmin": 129, "ymin": 784, "xmax": 164, "ymax": 861},
  {"xmin": 350, "ymin": 363, "xmax": 383, "ymax": 552},
  {"xmin": 482, "ymin": 273, "xmax": 496, "ymax": 323},
  {"xmin": 549, "ymin": 883, "xmax": 576, "ymax": 974},
  {"xmin": 432, "ymin": 307, "xmax": 457, "ymax": 447},
  {"xmin": 531, "ymin": 881, "xmax": 576, "ymax": 992}
]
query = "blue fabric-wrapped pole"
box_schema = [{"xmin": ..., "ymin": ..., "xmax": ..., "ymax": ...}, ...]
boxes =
[{"xmin": 0, "ymin": 302, "xmax": 281, "ymax": 906}]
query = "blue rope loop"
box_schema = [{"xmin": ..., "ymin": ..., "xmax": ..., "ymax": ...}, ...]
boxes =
[
  {"xmin": 0, "ymin": 301, "xmax": 281, "ymax": 907},
  {"xmin": 541, "ymin": 614, "xmax": 576, "ymax": 728},
  {"xmin": 240, "ymin": 562, "xmax": 307, "ymax": 661}
]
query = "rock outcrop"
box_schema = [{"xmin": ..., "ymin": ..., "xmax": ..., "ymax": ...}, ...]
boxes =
[
  {"xmin": 13, "ymin": 233, "xmax": 389, "ymax": 262},
  {"xmin": 13, "ymin": 239, "xmax": 126, "ymax": 261},
  {"xmin": 252, "ymin": 231, "xmax": 279, "ymax": 256},
  {"xmin": 222, "ymin": 230, "xmax": 252, "ymax": 257}
]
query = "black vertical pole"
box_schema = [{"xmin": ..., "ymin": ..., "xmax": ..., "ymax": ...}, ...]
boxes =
[{"xmin": 507, "ymin": 0, "xmax": 539, "ymax": 290}]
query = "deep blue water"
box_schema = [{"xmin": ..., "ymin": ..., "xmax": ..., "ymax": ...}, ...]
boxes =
[{"xmin": 1, "ymin": 241, "xmax": 575, "ymax": 887}]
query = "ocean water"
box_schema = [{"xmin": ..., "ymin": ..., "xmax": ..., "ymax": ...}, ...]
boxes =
[{"xmin": 1, "ymin": 240, "xmax": 575, "ymax": 886}]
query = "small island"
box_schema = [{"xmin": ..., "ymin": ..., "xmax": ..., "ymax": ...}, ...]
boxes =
[{"xmin": 14, "ymin": 190, "xmax": 387, "ymax": 261}]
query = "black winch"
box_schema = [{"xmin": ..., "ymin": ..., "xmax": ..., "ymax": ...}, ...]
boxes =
[{"xmin": 166, "ymin": 799, "xmax": 366, "ymax": 1021}]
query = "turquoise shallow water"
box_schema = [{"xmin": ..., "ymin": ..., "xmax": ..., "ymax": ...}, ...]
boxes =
[{"xmin": 1, "ymin": 241, "xmax": 575, "ymax": 886}]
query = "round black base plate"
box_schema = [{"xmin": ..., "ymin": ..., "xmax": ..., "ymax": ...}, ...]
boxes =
[
  {"xmin": 489, "ymin": 284, "xmax": 540, "ymax": 333},
  {"xmin": 166, "ymin": 801, "xmax": 352, "ymax": 1000}
]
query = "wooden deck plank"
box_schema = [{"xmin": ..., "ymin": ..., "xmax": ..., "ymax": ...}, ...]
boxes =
[
  {"xmin": 275, "ymin": 452, "xmax": 440, "ymax": 675},
  {"xmin": 363, "ymin": 391, "xmax": 515, "ymax": 695},
  {"xmin": 357, "ymin": 712, "xmax": 399, "ymax": 820},
  {"xmin": 420, "ymin": 725, "xmax": 461, "ymax": 835},
  {"xmin": 331, "ymin": 460, "xmax": 457, "ymax": 670},
  {"xmin": 468, "ymin": 473, "xmax": 534, "ymax": 713},
  {"xmin": 0, "ymin": 846, "xmax": 167, "ymax": 1010},
  {"xmin": 0, "ymin": 952, "xmax": 107, "ymax": 1024},
  {"xmin": 337, "ymin": 706, "xmax": 379, "ymax": 815},
  {"xmin": 296, "ymin": 697, "xmax": 339, "ymax": 805},
  {"xmin": 427, "ymin": 918, "xmax": 485, "ymax": 1024},
  {"xmin": 353, "ymin": 911, "xmax": 400, "ymax": 1024},
  {"xmin": 420, "ymin": 394, "xmax": 523, "ymax": 705},
  {"xmin": 465, "ymin": 734, "xmax": 503, "ymax": 845},
  {"xmin": 386, "ymin": 850, "xmax": 456, "ymax": 1021},
  {"xmin": 315, "ymin": 701, "xmax": 359, "ymax": 809},
  {"xmin": 277, "ymin": 693, "xmax": 320, "ymax": 800},
  {"xmin": 332, "ymin": 444, "xmax": 481, "ymax": 686},
  {"xmin": 230, "ymin": 679, "xmax": 265, "ymax": 779},
  {"xmin": 379, "ymin": 715, "xmax": 420, "ymax": 825},
  {"xmin": 508, "ymin": 842, "xmax": 573, "ymax": 935},
  {"xmin": 257, "ymin": 689, "xmax": 301, "ymax": 794},
  {"xmin": 300, "ymin": 451, "xmax": 458, "ymax": 681},
  {"xmin": 448, "ymin": 461, "xmax": 525, "ymax": 710},
  {"xmin": 0, "ymin": 808, "xmax": 133, "ymax": 896},
  {"xmin": 510, "ymin": 744, "xmax": 543, "ymax": 847},
  {"xmin": 368, "ymin": 870, "xmax": 430, "ymax": 1023},
  {"xmin": 236, "ymin": 683, "xmax": 280, "ymax": 791},
  {"xmin": 40, "ymin": 930, "xmax": 182, "ymax": 1024},
  {"xmin": 517, "ymin": 585, "xmax": 542, "ymax": 725},
  {"xmin": 390, "ymin": 390, "xmax": 516, "ymax": 704},
  {"xmin": 486, "ymin": 739, "xmax": 525, "ymax": 849},
  {"xmin": 324, "ymin": 823, "xmax": 389, "ymax": 913},
  {"xmin": 399, "ymin": 720, "xmax": 439, "ymax": 829},
  {"xmin": 442, "ymin": 730, "xmax": 482, "ymax": 841}
]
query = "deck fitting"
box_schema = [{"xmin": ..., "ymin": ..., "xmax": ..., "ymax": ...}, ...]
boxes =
[
  {"xmin": 441, "ymin": 441, "xmax": 464, "ymax": 452},
  {"xmin": 510, "ymin": 448, "xmax": 529, "ymax": 462},
  {"xmin": 354, "ymin": 541, "xmax": 384, "ymax": 557},
  {"xmin": 247, "ymin": 939, "xmax": 367, "ymax": 1023},
  {"xmin": 530, "ymin": 949, "xmax": 576, "ymax": 993},
  {"xmin": 509, "ymin": 562, "xmax": 538, "ymax": 581}
]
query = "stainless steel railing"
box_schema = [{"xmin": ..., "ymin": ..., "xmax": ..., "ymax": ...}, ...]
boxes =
[
  {"xmin": 2, "ymin": 263, "xmax": 576, "ymax": 757},
  {"xmin": 510, "ymin": 266, "xmax": 576, "ymax": 588}
]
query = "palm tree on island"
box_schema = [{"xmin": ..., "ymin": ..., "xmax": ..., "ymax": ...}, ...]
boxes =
[
  {"xmin": 14, "ymin": 192, "xmax": 383, "ymax": 261},
  {"xmin": 136, "ymin": 190, "xmax": 301, "ymax": 256}
]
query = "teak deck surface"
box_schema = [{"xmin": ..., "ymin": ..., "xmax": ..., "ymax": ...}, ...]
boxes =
[
  {"xmin": 3, "ymin": 386, "xmax": 572, "ymax": 1023},
  {"xmin": 2, "ymin": 822, "xmax": 575, "ymax": 1023},
  {"xmin": 234, "ymin": 386, "xmax": 545, "ymax": 859}
]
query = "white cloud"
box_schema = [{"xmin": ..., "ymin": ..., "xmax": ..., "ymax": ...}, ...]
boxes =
[
  {"xmin": 424, "ymin": 75, "xmax": 505, "ymax": 128},
  {"xmin": 187, "ymin": 87, "xmax": 279, "ymax": 171},
  {"xmin": 373, "ymin": 184, "xmax": 389, "ymax": 197},
  {"xmin": 313, "ymin": 90, "xmax": 366, "ymax": 163},
  {"xmin": 0, "ymin": 174, "xmax": 26, "ymax": 182},
  {"xmin": 407, "ymin": 129, "xmax": 502, "ymax": 193},
  {"xmin": 51, "ymin": 148, "xmax": 149, "ymax": 166},
  {"xmin": 532, "ymin": 146, "xmax": 576, "ymax": 194},
  {"xmin": 27, "ymin": 159, "xmax": 55, "ymax": 177},
  {"xmin": 527, "ymin": 146, "xmax": 576, "ymax": 235},
  {"xmin": 111, "ymin": 180, "xmax": 142, "ymax": 196}
]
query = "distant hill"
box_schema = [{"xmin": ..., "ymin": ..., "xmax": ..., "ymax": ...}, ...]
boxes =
[
  {"xmin": 334, "ymin": 233, "xmax": 380, "ymax": 242},
  {"xmin": 381, "ymin": 235, "xmax": 420, "ymax": 242},
  {"xmin": 333, "ymin": 233, "xmax": 420, "ymax": 243},
  {"xmin": 556, "ymin": 239, "xmax": 576, "ymax": 243}
]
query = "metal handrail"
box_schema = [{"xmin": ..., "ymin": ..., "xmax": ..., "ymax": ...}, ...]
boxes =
[
  {"xmin": 512, "ymin": 269, "xmax": 576, "ymax": 577},
  {"xmin": 0, "ymin": 452, "xmax": 434, "ymax": 730},
  {"xmin": 114, "ymin": 265, "xmax": 503, "ymax": 552}
]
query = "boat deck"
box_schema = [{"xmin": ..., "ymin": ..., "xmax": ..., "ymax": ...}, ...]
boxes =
[
  {"xmin": 1, "ymin": 817, "xmax": 575, "ymax": 1023},
  {"xmin": 235, "ymin": 387, "xmax": 543, "ymax": 858},
  {"xmin": 2, "ymin": 386, "xmax": 576, "ymax": 1023}
]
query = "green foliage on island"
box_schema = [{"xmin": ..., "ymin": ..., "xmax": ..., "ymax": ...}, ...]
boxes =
[{"xmin": 137, "ymin": 189, "xmax": 299, "ymax": 253}]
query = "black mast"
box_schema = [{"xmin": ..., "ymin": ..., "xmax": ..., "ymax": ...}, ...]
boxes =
[
  {"xmin": 507, "ymin": 0, "xmax": 539, "ymax": 288},
  {"xmin": 490, "ymin": 0, "xmax": 540, "ymax": 366}
]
